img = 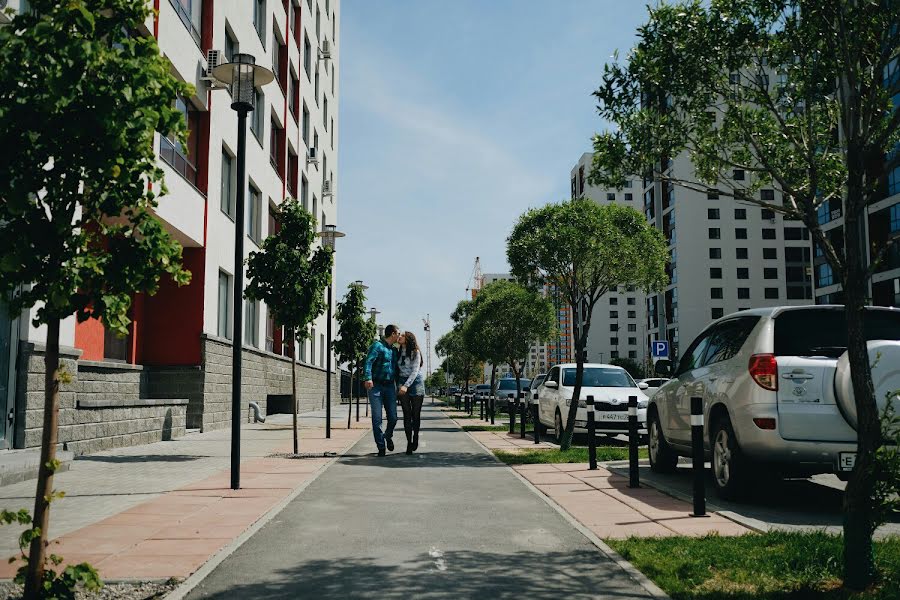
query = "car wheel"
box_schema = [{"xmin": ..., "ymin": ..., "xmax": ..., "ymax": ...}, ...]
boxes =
[
  {"xmin": 554, "ymin": 410, "xmax": 564, "ymax": 443},
  {"xmin": 648, "ymin": 411, "xmax": 678, "ymax": 473},
  {"xmin": 711, "ymin": 416, "xmax": 749, "ymax": 500}
]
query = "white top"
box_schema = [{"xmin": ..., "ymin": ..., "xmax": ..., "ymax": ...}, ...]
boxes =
[{"xmin": 397, "ymin": 349, "xmax": 422, "ymax": 387}]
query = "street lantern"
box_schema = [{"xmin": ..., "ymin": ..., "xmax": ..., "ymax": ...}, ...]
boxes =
[
  {"xmin": 318, "ymin": 224, "xmax": 345, "ymax": 438},
  {"xmin": 212, "ymin": 53, "xmax": 274, "ymax": 491}
]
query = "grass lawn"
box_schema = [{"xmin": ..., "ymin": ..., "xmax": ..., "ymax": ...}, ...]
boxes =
[
  {"xmin": 607, "ymin": 531, "xmax": 900, "ymax": 600},
  {"xmin": 493, "ymin": 446, "xmax": 648, "ymax": 464}
]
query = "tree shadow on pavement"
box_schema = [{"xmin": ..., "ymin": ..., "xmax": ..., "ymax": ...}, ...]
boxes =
[
  {"xmin": 186, "ymin": 549, "xmax": 649, "ymax": 600},
  {"xmin": 75, "ymin": 454, "xmax": 203, "ymax": 463},
  {"xmin": 337, "ymin": 451, "xmax": 504, "ymax": 469}
]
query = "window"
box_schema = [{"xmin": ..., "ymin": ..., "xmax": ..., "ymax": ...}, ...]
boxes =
[
  {"xmin": 764, "ymin": 267, "xmax": 778, "ymax": 279},
  {"xmin": 709, "ymin": 227, "xmax": 721, "ymax": 239},
  {"xmin": 301, "ymin": 175, "xmax": 309, "ymax": 210},
  {"xmin": 171, "ymin": 0, "xmax": 202, "ymax": 46},
  {"xmin": 707, "ymin": 189, "xmax": 719, "ymax": 200},
  {"xmin": 310, "ymin": 328, "xmax": 316, "ymax": 364},
  {"xmin": 610, "ymin": 297, "xmax": 618, "ymax": 305},
  {"xmin": 323, "ymin": 97, "xmax": 328, "ymax": 127},
  {"xmin": 221, "ymin": 150, "xmax": 235, "ymax": 218},
  {"xmin": 610, "ymin": 337, "xmax": 619, "ymax": 346},
  {"xmin": 628, "ymin": 350, "xmax": 637, "ymax": 359},
  {"xmin": 320, "ymin": 333, "xmax": 325, "ymax": 366},
  {"xmin": 763, "ymin": 247, "xmax": 777, "ymax": 260},
  {"xmin": 711, "ymin": 287, "xmax": 723, "ymax": 299},
  {"xmin": 610, "ymin": 351, "xmax": 620, "ymax": 359},
  {"xmin": 785, "ymin": 247, "xmax": 807, "ymax": 262},
  {"xmin": 610, "ymin": 323, "xmax": 618, "ymax": 331},
  {"xmin": 761, "ymin": 208, "xmax": 775, "ymax": 220},
  {"xmin": 710, "ymin": 267, "xmax": 722, "ymax": 279},
  {"xmin": 708, "ymin": 208, "xmax": 720, "ymax": 219},
  {"xmin": 607, "ymin": 192, "xmax": 616, "ymax": 201},
  {"xmin": 160, "ymin": 97, "xmax": 199, "ymax": 185},
  {"xmin": 218, "ymin": 271, "xmax": 232, "ymax": 339},
  {"xmin": 627, "ymin": 297, "xmax": 635, "ymax": 305},
  {"xmin": 248, "ymin": 185, "xmax": 262, "ymax": 243},
  {"xmin": 735, "ymin": 228, "xmax": 747, "ymax": 239},
  {"xmin": 302, "ymin": 103, "xmax": 310, "ymax": 146},
  {"xmin": 736, "ymin": 247, "xmax": 748, "ymax": 259},
  {"xmin": 253, "ymin": 0, "xmax": 266, "ymax": 43},
  {"xmin": 304, "ymin": 33, "xmax": 312, "ymax": 78},
  {"xmin": 627, "ymin": 324, "xmax": 637, "ymax": 332},
  {"xmin": 712, "ymin": 307, "xmax": 724, "ymax": 319},
  {"xmin": 784, "ymin": 227, "xmax": 807, "ymax": 240},
  {"xmin": 224, "ymin": 28, "xmax": 238, "ymax": 62},
  {"xmin": 702, "ymin": 317, "xmax": 760, "ymax": 366},
  {"xmin": 251, "ymin": 89, "xmax": 264, "ymax": 140},
  {"xmin": 765, "ymin": 287, "xmax": 779, "ymax": 299},
  {"xmin": 737, "ymin": 267, "xmax": 749, "ymax": 279},
  {"xmin": 891, "ymin": 204, "xmax": 900, "ymax": 232},
  {"xmin": 628, "ymin": 338, "xmax": 637, "ymax": 346},
  {"xmin": 627, "ymin": 310, "xmax": 636, "ymax": 319},
  {"xmin": 762, "ymin": 228, "xmax": 777, "ymax": 239},
  {"xmin": 733, "ymin": 169, "xmax": 745, "ymax": 180},
  {"xmin": 735, "ymin": 208, "xmax": 747, "ymax": 220},
  {"xmin": 315, "ymin": 66, "xmax": 320, "ymax": 103},
  {"xmin": 246, "ymin": 300, "xmax": 259, "ymax": 347},
  {"xmin": 289, "ymin": 72, "xmax": 300, "ymax": 120},
  {"xmin": 709, "ymin": 247, "xmax": 723, "ymax": 259},
  {"xmin": 761, "ymin": 189, "xmax": 775, "ymax": 201},
  {"xmin": 610, "ymin": 311, "xmax": 618, "ymax": 319},
  {"xmin": 287, "ymin": 151, "xmax": 299, "ymax": 197},
  {"xmin": 738, "ymin": 288, "xmax": 750, "ymax": 299},
  {"xmin": 624, "ymin": 193, "xmax": 633, "ymax": 201},
  {"xmin": 817, "ymin": 263, "xmax": 834, "ymax": 287}
]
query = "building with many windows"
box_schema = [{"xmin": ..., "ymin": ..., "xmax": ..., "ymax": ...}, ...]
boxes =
[{"xmin": 1, "ymin": 0, "xmax": 342, "ymax": 454}]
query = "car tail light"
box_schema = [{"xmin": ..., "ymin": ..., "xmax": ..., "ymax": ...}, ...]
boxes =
[
  {"xmin": 753, "ymin": 417, "xmax": 777, "ymax": 430},
  {"xmin": 749, "ymin": 354, "xmax": 778, "ymax": 391}
]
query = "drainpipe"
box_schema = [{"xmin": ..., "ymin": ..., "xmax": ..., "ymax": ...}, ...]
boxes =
[{"xmin": 248, "ymin": 402, "xmax": 266, "ymax": 423}]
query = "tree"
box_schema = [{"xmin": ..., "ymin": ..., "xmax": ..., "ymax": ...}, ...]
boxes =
[
  {"xmin": 463, "ymin": 281, "xmax": 555, "ymax": 407},
  {"xmin": 610, "ymin": 357, "xmax": 644, "ymax": 380},
  {"xmin": 333, "ymin": 282, "xmax": 372, "ymax": 426},
  {"xmin": 425, "ymin": 367, "xmax": 446, "ymax": 394},
  {"xmin": 246, "ymin": 199, "xmax": 332, "ymax": 454},
  {"xmin": 436, "ymin": 300, "xmax": 482, "ymax": 393},
  {"xmin": 589, "ymin": 0, "xmax": 900, "ymax": 588},
  {"xmin": 0, "ymin": 2, "xmax": 192, "ymax": 594},
  {"xmin": 508, "ymin": 200, "xmax": 667, "ymax": 449}
]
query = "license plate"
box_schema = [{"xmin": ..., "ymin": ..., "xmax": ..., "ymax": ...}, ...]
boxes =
[
  {"xmin": 596, "ymin": 411, "xmax": 629, "ymax": 422},
  {"xmin": 839, "ymin": 452, "xmax": 857, "ymax": 472}
]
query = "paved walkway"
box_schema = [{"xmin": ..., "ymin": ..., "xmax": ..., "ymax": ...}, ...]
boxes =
[
  {"xmin": 0, "ymin": 409, "xmax": 366, "ymax": 578},
  {"xmin": 183, "ymin": 405, "xmax": 655, "ymax": 599}
]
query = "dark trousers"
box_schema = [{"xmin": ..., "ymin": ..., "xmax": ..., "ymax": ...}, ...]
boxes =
[{"xmin": 399, "ymin": 395, "xmax": 424, "ymax": 445}]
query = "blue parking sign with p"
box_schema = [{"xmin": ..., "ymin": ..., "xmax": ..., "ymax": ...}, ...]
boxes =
[{"xmin": 652, "ymin": 341, "xmax": 669, "ymax": 358}]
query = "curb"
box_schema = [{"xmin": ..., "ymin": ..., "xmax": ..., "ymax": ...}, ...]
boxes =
[
  {"xmin": 456, "ymin": 421, "xmax": 671, "ymax": 600},
  {"xmin": 164, "ymin": 428, "xmax": 368, "ymax": 600}
]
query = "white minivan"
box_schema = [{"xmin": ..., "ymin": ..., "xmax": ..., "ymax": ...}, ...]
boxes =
[{"xmin": 535, "ymin": 363, "xmax": 649, "ymax": 440}]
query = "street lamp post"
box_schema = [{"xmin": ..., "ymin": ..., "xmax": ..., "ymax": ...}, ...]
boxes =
[
  {"xmin": 318, "ymin": 224, "xmax": 345, "ymax": 439},
  {"xmin": 351, "ymin": 280, "xmax": 368, "ymax": 427},
  {"xmin": 212, "ymin": 54, "xmax": 274, "ymax": 491},
  {"xmin": 367, "ymin": 307, "xmax": 380, "ymax": 419}
]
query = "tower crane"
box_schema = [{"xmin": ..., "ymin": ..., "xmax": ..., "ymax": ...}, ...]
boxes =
[
  {"xmin": 465, "ymin": 257, "xmax": 484, "ymax": 300},
  {"xmin": 422, "ymin": 314, "xmax": 432, "ymax": 377}
]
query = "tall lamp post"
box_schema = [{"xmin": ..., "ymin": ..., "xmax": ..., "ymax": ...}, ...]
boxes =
[
  {"xmin": 367, "ymin": 307, "xmax": 380, "ymax": 419},
  {"xmin": 212, "ymin": 54, "xmax": 274, "ymax": 491},
  {"xmin": 318, "ymin": 224, "xmax": 345, "ymax": 439},
  {"xmin": 351, "ymin": 280, "xmax": 368, "ymax": 426}
]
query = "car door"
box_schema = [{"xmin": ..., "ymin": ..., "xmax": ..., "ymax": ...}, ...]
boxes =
[
  {"xmin": 539, "ymin": 367, "xmax": 560, "ymax": 425},
  {"xmin": 665, "ymin": 330, "xmax": 714, "ymax": 445}
]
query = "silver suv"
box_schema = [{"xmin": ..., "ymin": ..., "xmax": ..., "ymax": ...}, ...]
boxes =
[{"xmin": 649, "ymin": 305, "xmax": 900, "ymax": 499}]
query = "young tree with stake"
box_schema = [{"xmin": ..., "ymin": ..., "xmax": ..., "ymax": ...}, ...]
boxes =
[
  {"xmin": 333, "ymin": 283, "xmax": 373, "ymax": 427},
  {"xmin": 246, "ymin": 199, "xmax": 332, "ymax": 454},
  {"xmin": 0, "ymin": 2, "xmax": 193, "ymax": 594},
  {"xmin": 508, "ymin": 201, "xmax": 667, "ymax": 450}
]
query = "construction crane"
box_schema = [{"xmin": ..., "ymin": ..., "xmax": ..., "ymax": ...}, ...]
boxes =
[
  {"xmin": 465, "ymin": 256, "xmax": 484, "ymax": 300},
  {"xmin": 422, "ymin": 314, "xmax": 432, "ymax": 377}
]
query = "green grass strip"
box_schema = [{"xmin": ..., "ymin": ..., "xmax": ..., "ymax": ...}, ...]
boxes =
[{"xmin": 493, "ymin": 446, "xmax": 647, "ymax": 464}]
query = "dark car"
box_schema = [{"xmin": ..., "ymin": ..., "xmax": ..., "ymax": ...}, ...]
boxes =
[{"xmin": 495, "ymin": 378, "xmax": 531, "ymax": 407}]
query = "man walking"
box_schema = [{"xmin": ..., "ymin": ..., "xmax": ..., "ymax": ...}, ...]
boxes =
[{"xmin": 364, "ymin": 324, "xmax": 400, "ymax": 456}]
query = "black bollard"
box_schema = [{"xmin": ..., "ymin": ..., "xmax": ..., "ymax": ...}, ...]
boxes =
[
  {"xmin": 519, "ymin": 393, "xmax": 527, "ymax": 439},
  {"xmin": 691, "ymin": 396, "xmax": 707, "ymax": 517},
  {"xmin": 508, "ymin": 394, "xmax": 516, "ymax": 434},
  {"xmin": 490, "ymin": 395, "xmax": 495, "ymax": 425},
  {"xmin": 586, "ymin": 395, "xmax": 597, "ymax": 470},
  {"xmin": 456, "ymin": 394, "xmax": 461, "ymax": 410},
  {"xmin": 628, "ymin": 395, "xmax": 640, "ymax": 488},
  {"xmin": 532, "ymin": 395, "xmax": 541, "ymax": 444},
  {"xmin": 480, "ymin": 395, "xmax": 485, "ymax": 420}
]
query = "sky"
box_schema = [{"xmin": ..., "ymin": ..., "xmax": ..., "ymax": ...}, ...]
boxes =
[{"xmin": 334, "ymin": 0, "xmax": 650, "ymax": 372}]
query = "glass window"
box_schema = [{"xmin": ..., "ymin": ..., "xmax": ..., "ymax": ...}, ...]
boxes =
[
  {"xmin": 709, "ymin": 247, "xmax": 722, "ymax": 259},
  {"xmin": 738, "ymin": 288, "xmax": 750, "ymax": 299},
  {"xmin": 160, "ymin": 97, "xmax": 199, "ymax": 185},
  {"xmin": 248, "ymin": 186, "xmax": 262, "ymax": 242},
  {"xmin": 702, "ymin": 317, "xmax": 760, "ymax": 365},
  {"xmin": 737, "ymin": 268, "xmax": 749, "ymax": 279},
  {"xmin": 251, "ymin": 89, "xmax": 264, "ymax": 139},
  {"xmin": 764, "ymin": 267, "xmax": 778, "ymax": 279},
  {"xmin": 761, "ymin": 189, "xmax": 775, "ymax": 201},
  {"xmin": 736, "ymin": 247, "xmax": 748, "ymax": 259},
  {"xmin": 707, "ymin": 189, "xmax": 719, "ymax": 200},
  {"xmin": 711, "ymin": 307, "xmax": 724, "ymax": 319},
  {"xmin": 610, "ymin": 311, "xmax": 618, "ymax": 318},
  {"xmin": 709, "ymin": 228, "xmax": 720, "ymax": 239},
  {"xmin": 310, "ymin": 328, "xmax": 316, "ymax": 364},
  {"xmin": 302, "ymin": 103, "xmax": 310, "ymax": 146},
  {"xmin": 708, "ymin": 208, "xmax": 720, "ymax": 219},
  {"xmin": 218, "ymin": 271, "xmax": 232, "ymax": 339},
  {"xmin": 890, "ymin": 204, "xmax": 900, "ymax": 232},
  {"xmin": 733, "ymin": 169, "xmax": 745, "ymax": 180},
  {"xmin": 246, "ymin": 300, "xmax": 259, "ymax": 347},
  {"xmin": 774, "ymin": 308, "xmax": 900, "ymax": 357},
  {"xmin": 762, "ymin": 228, "xmax": 777, "ymax": 239},
  {"xmin": 610, "ymin": 297, "xmax": 618, "ymax": 306},
  {"xmin": 320, "ymin": 333, "xmax": 325, "ymax": 366},
  {"xmin": 765, "ymin": 287, "xmax": 779, "ymax": 299},
  {"xmin": 763, "ymin": 247, "xmax": 777, "ymax": 260},
  {"xmin": 607, "ymin": 192, "xmax": 616, "ymax": 201},
  {"xmin": 253, "ymin": 0, "xmax": 266, "ymax": 42},
  {"xmin": 817, "ymin": 263, "xmax": 834, "ymax": 287},
  {"xmin": 224, "ymin": 28, "xmax": 238, "ymax": 62},
  {"xmin": 171, "ymin": 0, "xmax": 202, "ymax": 46},
  {"xmin": 676, "ymin": 330, "xmax": 713, "ymax": 375},
  {"xmin": 627, "ymin": 297, "xmax": 636, "ymax": 305},
  {"xmin": 301, "ymin": 175, "xmax": 309, "ymax": 210},
  {"xmin": 710, "ymin": 287, "xmax": 723, "ymax": 299},
  {"xmin": 710, "ymin": 267, "xmax": 722, "ymax": 279},
  {"xmin": 736, "ymin": 228, "xmax": 748, "ymax": 239},
  {"xmin": 221, "ymin": 150, "xmax": 234, "ymax": 218},
  {"xmin": 735, "ymin": 208, "xmax": 747, "ymax": 220},
  {"xmin": 304, "ymin": 33, "xmax": 312, "ymax": 78}
]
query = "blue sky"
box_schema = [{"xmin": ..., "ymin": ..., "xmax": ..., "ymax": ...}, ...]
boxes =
[{"xmin": 334, "ymin": 0, "xmax": 650, "ymax": 370}]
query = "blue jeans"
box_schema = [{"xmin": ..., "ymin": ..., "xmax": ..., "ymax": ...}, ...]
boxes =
[{"xmin": 368, "ymin": 383, "xmax": 398, "ymax": 450}]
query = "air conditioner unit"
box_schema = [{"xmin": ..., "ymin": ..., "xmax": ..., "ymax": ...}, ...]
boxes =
[
  {"xmin": 201, "ymin": 49, "xmax": 229, "ymax": 88},
  {"xmin": 318, "ymin": 39, "xmax": 332, "ymax": 61},
  {"xmin": 307, "ymin": 146, "xmax": 319, "ymax": 165}
]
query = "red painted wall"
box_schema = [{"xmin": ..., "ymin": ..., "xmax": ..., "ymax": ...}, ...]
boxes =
[
  {"xmin": 139, "ymin": 248, "xmax": 205, "ymax": 365},
  {"xmin": 74, "ymin": 317, "xmax": 105, "ymax": 361}
]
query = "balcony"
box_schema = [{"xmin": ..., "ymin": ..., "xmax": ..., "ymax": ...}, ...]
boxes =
[{"xmin": 159, "ymin": 136, "xmax": 197, "ymax": 186}]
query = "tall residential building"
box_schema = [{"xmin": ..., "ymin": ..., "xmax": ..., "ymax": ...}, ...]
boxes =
[
  {"xmin": 571, "ymin": 153, "xmax": 649, "ymax": 368},
  {"xmin": 1, "ymin": 0, "xmax": 342, "ymax": 454}
]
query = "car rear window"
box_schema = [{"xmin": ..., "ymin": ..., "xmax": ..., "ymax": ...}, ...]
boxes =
[
  {"xmin": 563, "ymin": 368, "xmax": 635, "ymax": 388},
  {"xmin": 497, "ymin": 379, "xmax": 530, "ymax": 390},
  {"xmin": 774, "ymin": 309, "xmax": 900, "ymax": 357}
]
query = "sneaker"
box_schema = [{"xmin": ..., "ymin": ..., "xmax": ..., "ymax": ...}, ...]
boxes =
[
  {"xmin": 378, "ymin": 448, "xmax": 386, "ymax": 457},
  {"xmin": 405, "ymin": 445, "xmax": 413, "ymax": 455},
  {"xmin": 386, "ymin": 437, "xmax": 394, "ymax": 452},
  {"xmin": 412, "ymin": 437, "xmax": 419, "ymax": 451}
]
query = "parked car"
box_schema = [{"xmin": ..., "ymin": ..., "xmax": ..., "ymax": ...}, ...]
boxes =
[
  {"xmin": 530, "ymin": 373, "xmax": 548, "ymax": 401},
  {"xmin": 648, "ymin": 305, "xmax": 900, "ymax": 499},
  {"xmin": 535, "ymin": 364, "xmax": 649, "ymax": 439},
  {"xmin": 638, "ymin": 377, "xmax": 670, "ymax": 398},
  {"xmin": 474, "ymin": 384, "xmax": 491, "ymax": 400},
  {"xmin": 495, "ymin": 378, "xmax": 531, "ymax": 408}
]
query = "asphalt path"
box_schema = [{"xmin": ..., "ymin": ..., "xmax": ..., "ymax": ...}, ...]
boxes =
[{"xmin": 185, "ymin": 405, "xmax": 653, "ymax": 599}]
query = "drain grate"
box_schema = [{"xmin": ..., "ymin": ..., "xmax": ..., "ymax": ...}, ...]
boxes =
[{"xmin": 267, "ymin": 452, "xmax": 338, "ymax": 459}]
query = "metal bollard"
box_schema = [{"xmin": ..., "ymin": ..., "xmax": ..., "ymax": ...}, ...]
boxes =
[
  {"xmin": 480, "ymin": 395, "xmax": 485, "ymax": 420},
  {"xmin": 519, "ymin": 393, "xmax": 527, "ymax": 439},
  {"xmin": 508, "ymin": 395, "xmax": 516, "ymax": 434},
  {"xmin": 490, "ymin": 395, "xmax": 495, "ymax": 425},
  {"xmin": 691, "ymin": 396, "xmax": 707, "ymax": 517},
  {"xmin": 532, "ymin": 395, "xmax": 541, "ymax": 444},
  {"xmin": 456, "ymin": 394, "xmax": 461, "ymax": 410},
  {"xmin": 628, "ymin": 395, "xmax": 640, "ymax": 488},
  {"xmin": 586, "ymin": 396, "xmax": 597, "ymax": 470},
  {"xmin": 465, "ymin": 394, "xmax": 470, "ymax": 414}
]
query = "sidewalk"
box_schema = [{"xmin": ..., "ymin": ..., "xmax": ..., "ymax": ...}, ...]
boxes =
[
  {"xmin": 513, "ymin": 463, "xmax": 749, "ymax": 539},
  {"xmin": 0, "ymin": 409, "xmax": 368, "ymax": 580}
]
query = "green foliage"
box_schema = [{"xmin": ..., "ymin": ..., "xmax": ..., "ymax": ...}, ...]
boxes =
[
  {"xmin": 333, "ymin": 282, "xmax": 373, "ymax": 370},
  {"xmin": 872, "ymin": 397, "xmax": 900, "ymax": 530},
  {"xmin": 493, "ymin": 446, "xmax": 648, "ymax": 465},
  {"xmin": 437, "ymin": 300, "xmax": 483, "ymax": 388},
  {"xmin": 0, "ymin": 0, "xmax": 194, "ymax": 332},
  {"xmin": 245, "ymin": 198, "xmax": 333, "ymax": 342},
  {"xmin": 424, "ymin": 367, "xmax": 446, "ymax": 391},
  {"xmin": 610, "ymin": 357, "xmax": 644, "ymax": 380},
  {"xmin": 2, "ymin": 507, "xmax": 103, "ymax": 599}
]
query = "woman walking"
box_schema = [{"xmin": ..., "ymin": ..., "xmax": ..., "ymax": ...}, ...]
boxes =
[{"xmin": 397, "ymin": 331, "xmax": 425, "ymax": 455}]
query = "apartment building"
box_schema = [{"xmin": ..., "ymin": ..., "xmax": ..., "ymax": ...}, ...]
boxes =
[
  {"xmin": 1, "ymin": 0, "xmax": 342, "ymax": 454},
  {"xmin": 571, "ymin": 153, "xmax": 649, "ymax": 368}
]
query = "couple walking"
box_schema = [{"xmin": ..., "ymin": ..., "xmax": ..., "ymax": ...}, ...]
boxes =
[{"xmin": 363, "ymin": 324, "xmax": 425, "ymax": 456}]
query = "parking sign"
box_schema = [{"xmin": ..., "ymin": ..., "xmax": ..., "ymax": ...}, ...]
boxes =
[{"xmin": 651, "ymin": 340, "xmax": 669, "ymax": 358}]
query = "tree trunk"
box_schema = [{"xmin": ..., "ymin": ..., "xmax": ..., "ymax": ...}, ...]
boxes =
[
  {"xmin": 561, "ymin": 302, "xmax": 589, "ymax": 450},
  {"xmin": 841, "ymin": 164, "xmax": 880, "ymax": 590},
  {"xmin": 291, "ymin": 329, "xmax": 299, "ymax": 455},
  {"xmin": 24, "ymin": 317, "xmax": 61, "ymax": 599},
  {"xmin": 347, "ymin": 363, "xmax": 353, "ymax": 429},
  {"xmin": 489, "ymin": 364, "xmax": 497, "ymax": 400}
]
